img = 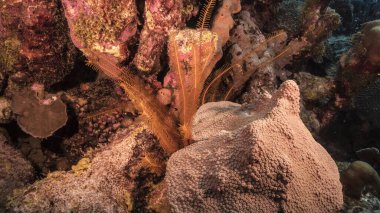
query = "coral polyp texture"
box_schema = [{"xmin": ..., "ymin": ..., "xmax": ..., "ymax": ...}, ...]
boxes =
[{"xmin": 165, "ymin": 80, "xmax": 343, "ymax": 212}]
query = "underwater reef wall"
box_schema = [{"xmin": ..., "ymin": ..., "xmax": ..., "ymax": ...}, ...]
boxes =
[{"xmin": 165, "ymin": 80, "xmax": 343, "ymax": 212}]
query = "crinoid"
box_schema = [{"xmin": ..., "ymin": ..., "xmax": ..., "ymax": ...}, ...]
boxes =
[
  {"xmin": 84, "ymin": 49, "xmax": 182, "ymax": 155},
  {"xmin": 196, "ymin": 0, "xmax": 218, "ymax": 29}
]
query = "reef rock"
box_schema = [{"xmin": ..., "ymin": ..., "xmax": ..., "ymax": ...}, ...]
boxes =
[
  {"xmin": 62, "ymin": 0, "xmax": 196, "ymax": 72},
  {"xmin": 133, "ymin": 0, "xmax": 186, "ymax": 72},
  {"xmin": 165, "ymin": 80, "xmax": 343, "ymax": 212},
  {"xmin": 6, "ymin": 125, "xmax": 156, "ymax": 212},
  {"xmin": 1, "ymin": 0, "xmax": 77, "ymax": 87},
  {"xmin": 62, "ymin": 0, "xmax": 137, "ymax": 59},
  {"xmin": 0, "ymin": 132, "xmax": 34, "ymax": 210}
]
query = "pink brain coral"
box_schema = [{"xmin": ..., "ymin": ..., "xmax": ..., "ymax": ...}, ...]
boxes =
[{"xmin": 165, "ymin": 80, "xmax": 343, "ymax": 212}]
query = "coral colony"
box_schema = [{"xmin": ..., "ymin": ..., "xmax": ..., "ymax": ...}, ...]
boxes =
[{"xmin": 1, "ymin": 0, "xmax": 380, "ymax": 212}]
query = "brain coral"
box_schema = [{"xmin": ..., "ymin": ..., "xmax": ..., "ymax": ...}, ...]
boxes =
[{"xmin": 165, "ymin": 80, "xmax": 343, "ymax": 212}]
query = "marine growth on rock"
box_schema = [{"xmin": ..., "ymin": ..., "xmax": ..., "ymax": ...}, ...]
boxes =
[{"xmin": 1, "ymin": 0, "xmax": 380, "ymax": 212}]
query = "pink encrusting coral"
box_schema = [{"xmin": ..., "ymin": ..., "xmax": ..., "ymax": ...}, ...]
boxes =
[{"xmin": 165, "ymin": 80, "xmax": 343, "ymax": 212}]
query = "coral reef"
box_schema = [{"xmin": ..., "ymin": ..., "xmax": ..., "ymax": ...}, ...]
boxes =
[
  {"xmin": 353, "ymin": 79, "xmax": 380, "ymax": 128},
  {"xmin": 226, "ymin": 10, "xmax": 279, "ymax": 103},
  {"xmin": 356, "ymin": 147, "xmax": 380, "ymax": 170},
  {"xmin": 343, "ymin": 192, "xmax": 380, "ymax": 213},
  {"xmin": 330, "ymin": 0, "xmax": 354, "ymax": 33},
  {"xmin": 294, "ymin": 72, "xmax": 335, "ymax": 104},
  {"xmin": 6, "ymin": 124, "xmax": 153, "ymax": 212},
  {"xmin": 210, "ymin": 0, "xmax": 241, "ymax": 47},
  {"xmin": 165, "ymin": 80, "xmax": 343, "ymax": 212},
  {"xmin": 2, "ymin": 0, "xmax": 380, "ymax": 211},
  {"xmin": 204, "ymin": 0, "xmax": 339, "ymax": 104},
  {"xmin": 362, "ymin": 20, "xmax": 380, "ymax": 66},
  {"xmin": 168, "ymin": 29, "xmax": 222, "ymax": 144},
  {"xmin": 0, "ymin": 97, "xmax": 13, "ymax": 124},
  {"xmin": 63, "ymin": 78, "xmax": 136, "ymax": 151},
  {"xmin": 0, "ymin": 132, "xmax": 34, "ymax": 210},
  {"xmin": 123, "ymin": 129, "xmax": 168, "ymax": 212}
]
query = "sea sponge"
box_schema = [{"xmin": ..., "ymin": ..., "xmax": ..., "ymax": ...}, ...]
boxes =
[
  {"xmin": 165, "ymin": 80, "xmax": 343, "ymax": 212},
  {"xmin": 211, "ymin": 0, "xmax": 241, "ymax": 47},
  {"xmin": 0, "ymin": 132, "xmax": 34, "ymax": 210}
]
